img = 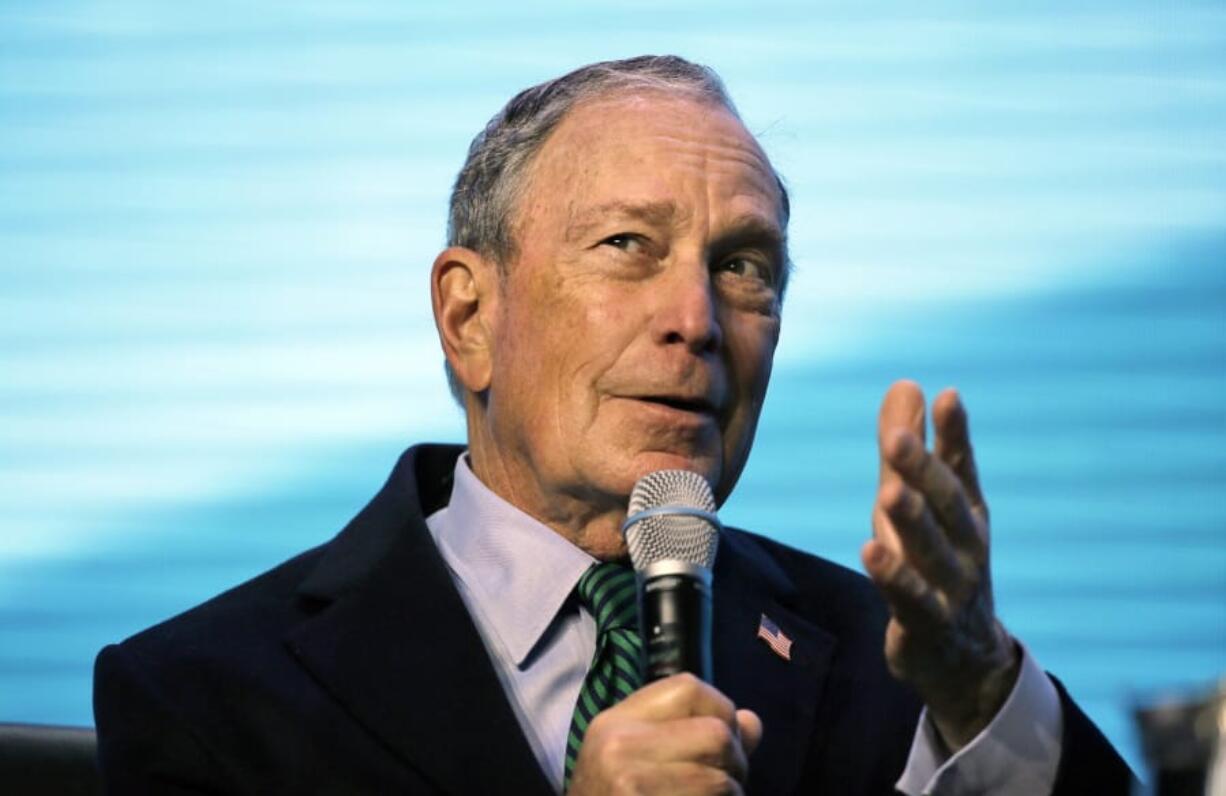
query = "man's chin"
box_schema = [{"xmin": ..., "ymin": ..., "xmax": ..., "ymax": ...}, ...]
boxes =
[
  {"xmin": 624, "ymin": 450, "xmax": 721, "ymax": 492},
  {"xmin": 577, "ymin": 528, "xmax": 631, "ymax": 563}
]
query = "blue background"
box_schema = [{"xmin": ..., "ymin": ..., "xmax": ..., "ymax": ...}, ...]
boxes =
[{"xmin": 2, "ymin": 1, "xmax": 1225, "ymax": 776}]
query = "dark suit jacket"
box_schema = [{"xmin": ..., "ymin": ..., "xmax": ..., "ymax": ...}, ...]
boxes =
[{"xmin": 94, "ymin": 444, "xmax": 1132, "ymax": 794}]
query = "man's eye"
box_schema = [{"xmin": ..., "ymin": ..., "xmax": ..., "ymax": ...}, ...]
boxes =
[
  {"xmin": 718, "ymin": 257, "xmax": 774, "ymax": 287},
  {"xmin": 601, "ymin": 233, "xmax": 644, "ymax": 252}
]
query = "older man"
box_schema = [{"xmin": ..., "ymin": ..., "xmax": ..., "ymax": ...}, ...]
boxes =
[{"xmin": 95, "ymin": 56, "xmax": 1131, "ymax": 794}]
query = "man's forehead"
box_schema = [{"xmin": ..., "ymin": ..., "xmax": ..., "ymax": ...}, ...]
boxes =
[
  {"xmin": 546, "ymin": 93, "xmax": 767, "ymax": 169},
  {"xmin": 527, "ymin": 92, "xmax": 786, "ymax": 227}
]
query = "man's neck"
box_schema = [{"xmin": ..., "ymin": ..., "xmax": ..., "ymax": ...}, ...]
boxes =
[{"xmin": 465, "ymin": 428, "xmax": 631, "ymax": 562}]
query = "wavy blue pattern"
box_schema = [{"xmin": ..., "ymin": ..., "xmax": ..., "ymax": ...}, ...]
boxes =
[{"xmin": 2, "ymin": 1, "xmax": 1225, "ymax": 777}]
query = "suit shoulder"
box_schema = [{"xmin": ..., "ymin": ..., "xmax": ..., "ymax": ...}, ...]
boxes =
[
  {"xmin": 721, "ymin": 526, "xmax": 889, "ymax": 636},
  {"xmin": 722, "ymin": 525, "xmax": 878, "ymax": 597},
  {"xmin": 109, "ymin": 543, "xmax": 327, "ymax": 668}
]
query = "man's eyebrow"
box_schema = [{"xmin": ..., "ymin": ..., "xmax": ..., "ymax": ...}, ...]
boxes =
[
  {"xmin": 713, "ymin": 215, "xmax": 792, "ymax": 292},
  {"xmin": 713, "ymin": 215, "xmax": 785, "ymax": 249},
  {"xmin": 565, "ymin": 200, "xmax": 679, "ymax": 241}
]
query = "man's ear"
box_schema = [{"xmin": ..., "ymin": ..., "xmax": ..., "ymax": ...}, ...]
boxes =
[{"xmin": 430, "ymin": 246, "xmax": 500, "ymax": 395}]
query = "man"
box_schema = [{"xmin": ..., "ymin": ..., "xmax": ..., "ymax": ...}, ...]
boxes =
[{"xmin": 95, "ymin": 56, "xmax": 1132, "ymax": 794}]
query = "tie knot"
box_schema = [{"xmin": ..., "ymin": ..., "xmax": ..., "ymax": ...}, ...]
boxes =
[{"xmin": 576, "ymin": 562, "xmax": 638, "ymax": 634}]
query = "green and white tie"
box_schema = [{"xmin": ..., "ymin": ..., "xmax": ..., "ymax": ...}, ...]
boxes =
[{"xmin": 562, "ymin": 562, "xmax": 644, "ymax": 790}]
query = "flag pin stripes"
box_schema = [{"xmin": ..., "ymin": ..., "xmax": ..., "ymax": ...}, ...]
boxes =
[{"xmin": 756, "ymin": 614, "xmax": 793, "ymax": 661}]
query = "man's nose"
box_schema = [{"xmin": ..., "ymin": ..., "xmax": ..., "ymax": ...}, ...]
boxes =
[{"xmin": 650, "ymin": 259, "xmax": 723, "ymax": 355}]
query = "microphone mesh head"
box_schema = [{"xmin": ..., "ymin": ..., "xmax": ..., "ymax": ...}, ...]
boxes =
[{"xmin": 623, "ymin": 470, "xmax": 720, "ymax": 571}]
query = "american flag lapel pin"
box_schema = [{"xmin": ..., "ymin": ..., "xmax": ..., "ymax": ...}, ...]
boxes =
[{"xmin": 756, "ymin": 613, "xmax": 793, "ymax": 661}]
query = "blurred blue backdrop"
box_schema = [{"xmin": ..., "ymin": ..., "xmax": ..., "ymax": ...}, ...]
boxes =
[{"xmin": 2, "ymin": 0, "xmax": 1224, "ymax": 776}]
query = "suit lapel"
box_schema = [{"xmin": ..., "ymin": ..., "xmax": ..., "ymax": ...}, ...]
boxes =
[
  {"xmin": 278, "ymin": 444, "xmax": 839, "ymax": 795},
  {"xmin": 285, "ymin": 445, "xmax": 554, "ymax": 796},
  {"xmin": 713, "ymin": 529, "xmax": 837, "ymax": 796}
]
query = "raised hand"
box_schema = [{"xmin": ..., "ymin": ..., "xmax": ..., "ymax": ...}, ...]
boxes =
[
  {"xmin": 862, "ymin": 380, "xmax": 1020, "ymax": 750},
  {"xmin": 568, "ymin": 673, "xmax": 763, "ymax": 796}
]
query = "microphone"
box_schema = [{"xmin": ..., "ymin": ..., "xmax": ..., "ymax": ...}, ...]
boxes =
[{"xmin": 621, "ymin": 470, "xmax": 722, "ymax": 683}]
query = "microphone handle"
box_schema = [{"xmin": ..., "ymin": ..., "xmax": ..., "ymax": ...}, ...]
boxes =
[{"xmin": 637, "ymin": 565, "xmax": 713, "ymax": 683}]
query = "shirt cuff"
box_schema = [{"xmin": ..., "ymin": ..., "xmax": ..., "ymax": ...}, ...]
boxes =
[{"xmin": 894, "ymin": 642, "xmax": 1064, "ymax": 796}]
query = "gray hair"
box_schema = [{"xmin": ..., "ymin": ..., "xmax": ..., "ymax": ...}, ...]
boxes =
[{"xmin": 443, "ymin": 55, "xmax": 791, "ymax": 403}]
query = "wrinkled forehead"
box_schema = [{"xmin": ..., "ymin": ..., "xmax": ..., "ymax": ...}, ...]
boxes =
[{"xmin": 520, "ymin": 92, "xmax": 788, "ymax": 233}]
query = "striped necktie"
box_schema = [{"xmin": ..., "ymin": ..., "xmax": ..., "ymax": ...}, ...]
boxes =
[{"xmin": 563, "ymin": 562, "xmax": 643, "ymax": 789}]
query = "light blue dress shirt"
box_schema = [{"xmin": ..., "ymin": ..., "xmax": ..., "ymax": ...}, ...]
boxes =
[{"xmin": 425, "ymin": 455, "xmax": 1062, "ymax": 794}]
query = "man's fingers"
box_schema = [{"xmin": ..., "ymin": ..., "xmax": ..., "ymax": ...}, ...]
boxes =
[
  {"xmin": 619, "ymin": 673, "xmax": 738, "ymax": 725},
  {"xmin": 736, "ymin": 709, "xmax": 763, "ymax": 757},
  {"xmin": 574, "ymin": 759, "xmax": 743, "ymax": 796},
  {"xmin": 861, "ymin": 539, "xmax": 946, "ymax": 629},
  {"xmin": 662, "ymin": 716, "xmax": 750, "ymax": 783},
  {"xmin": 933, "ymin": 389, "xmax": 989, "ymax": 523},
  {"xmin": 883, "ymin": 427, "xmax": 984, "ymax": 558},
  {"xmin": 878, "ymin": 380, "xmax": 926, "ymax": 488},
  {"xmin": 878, "ymin": 480, "xmax": 964, "ymax": 593},
  {"xmin": 870, "ymin": 503, "xmax": 905, "ymax": 558},
  {"xmin": 589, "ymin": 713, "xmax": 749, "ymax": 782},
  {"xmin": 635, "ymin": 763, "xmax": 745, "ymax": 796},
  {"xmin": 576, "ymin": 686, "xmax": 759, "ymax": 794}
]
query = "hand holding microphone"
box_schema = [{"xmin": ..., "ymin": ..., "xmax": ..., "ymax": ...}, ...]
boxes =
[{"xmin": 567, "ymin": 470, "xmax": 761, "ymax": 796}]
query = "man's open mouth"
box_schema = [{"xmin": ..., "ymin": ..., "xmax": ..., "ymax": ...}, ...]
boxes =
[{"xmin": 638, "ymin": 395, "xmax": 716, "ymax": 414}]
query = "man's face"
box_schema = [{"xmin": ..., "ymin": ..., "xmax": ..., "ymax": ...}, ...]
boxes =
[{"xmin": 482, "ymin": 92, "xmax": 785, "ymax": 523}]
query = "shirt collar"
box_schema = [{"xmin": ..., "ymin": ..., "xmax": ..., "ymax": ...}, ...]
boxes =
[{"xmin": 429, "ymin": 454, "xmax": 595, "ymax": 667}]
